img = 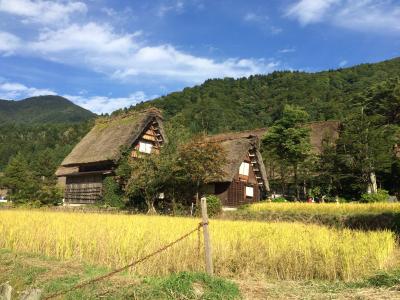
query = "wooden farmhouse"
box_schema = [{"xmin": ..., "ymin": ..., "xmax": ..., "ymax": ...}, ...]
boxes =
[
  {"xmin": 204, "ymin": 130, "xmax": 270, "ymax": 207},
  {"xmin": 56, "ymin": 108, "xmax": 166, "ymax": 205}
]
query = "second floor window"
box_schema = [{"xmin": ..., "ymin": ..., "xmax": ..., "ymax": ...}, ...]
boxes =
[
  {"xmin": 139, "ymin": 141, "xmax": 153, "ymax": 154},
  {"xmin": 239, "ymin": 162, "xmax": 250, "ymax": 176}
]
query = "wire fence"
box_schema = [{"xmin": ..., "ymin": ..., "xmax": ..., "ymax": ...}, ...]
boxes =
[{"xmin": 43, "ymin": 222, "xmax": 206, "ymax": 300}]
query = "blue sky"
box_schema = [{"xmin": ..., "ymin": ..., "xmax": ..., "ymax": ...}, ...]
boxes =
[{"xmin": 0, "ymin": 0, "xmax": 399, "ymax": 114}]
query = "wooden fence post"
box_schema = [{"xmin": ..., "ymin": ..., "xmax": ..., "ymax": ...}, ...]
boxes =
[{"xmin": 200, "ymin": 197, "xmax": 213, "ymax": 275}]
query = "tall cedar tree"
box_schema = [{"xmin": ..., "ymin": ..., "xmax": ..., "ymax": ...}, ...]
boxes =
[
  {"xmin": 176, "ymin": 135, "xmax": 227, "ymax": 207},
  {"xmin": 2, "ymin": 153, "xmax": 39, "ymax": 203},
  {"xmin": 364, "ymin": 78, "xmax": 400, "ymax": 124},
  {"xmin": 262, "ymin": 105, "xmax": 311, "ymax": 200},
  {"xmin": 336, "ymin": 108, "xmax": 397, "ymax": 196}
]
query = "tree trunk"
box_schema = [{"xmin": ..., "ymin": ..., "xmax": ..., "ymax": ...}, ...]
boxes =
[
  {"xmin": 146, "ymin": 197, "xmax": 157, "ymax": 215},
  {"xmin": 195, "ymin": 180, "xmax": 200, "ymax": 208},
  {"xmin": 368, "ymin": 172, "xmax": 378, "ymax": 194},
  {"xmin": 294, "ymin": 164, "xmax": 300, "ymax": 200}
]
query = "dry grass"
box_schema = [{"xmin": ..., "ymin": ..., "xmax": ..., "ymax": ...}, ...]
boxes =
[
  {"xmin": 0, "ymin": 210, "xmax": 397, "ymax": 281},
  {"xmin": 245, "ymin": 202, "xmax": 400, "ymax": 215}
]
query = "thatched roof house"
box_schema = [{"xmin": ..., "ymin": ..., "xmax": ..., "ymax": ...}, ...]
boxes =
[
  {"xmin": 204, "ymin": 131, "xmax": 269, "ymax": 207},
  {"xmin": 306, "ymin": 120, "xmax": 340, "ymax": 154},
  {"xmin": 56, "ymin": 108, "xmax": 166, "ymax": 204}
]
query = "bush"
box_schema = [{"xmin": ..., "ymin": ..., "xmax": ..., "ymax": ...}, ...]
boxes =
[
  {"xmin": 37, "ymin": 184, "xmax": 63, "ymax": 206},
  {"xmin": 271, "ymin": 197, "xmax": 287, "ymax": 203},
  {"xmin": 360, "ymin": 189, "xmax": 389, "ymax": 203},
  {"xmin": 102, "ymin": 177, "xmax": 124, "ymax": 208},
  {"xmin": 205, "ymin": 195, "xmax": 222, "ymax": 217}
]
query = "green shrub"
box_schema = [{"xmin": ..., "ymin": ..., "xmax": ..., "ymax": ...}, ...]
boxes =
[
  {"xmin": 360, "ymin": 189, "xmax": 389, "ymax": 203},
  {"xmin": 271, "ymin": 197, "xmax": 287, "ymax": 203},
  {"xmin": 205, "ymin": 195, "xmax": 222, "ymax": 217},
  {"xmin": 102, "ymin": 177, "xmax": 124, "ymax": 208}
]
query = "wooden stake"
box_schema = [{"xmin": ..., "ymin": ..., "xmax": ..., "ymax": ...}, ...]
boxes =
[{"xmin": 200, "ymin": 197, "xmax": 213, "ymax": 275}]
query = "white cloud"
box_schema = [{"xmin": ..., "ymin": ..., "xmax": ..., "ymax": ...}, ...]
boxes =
[
  {"xmin": 286, "ymin": 0, "xmax": 339, "ymax": 25},
  {"xmin": 243, "ymin": 12, "xmax": 282, "ymax": 34},
  {"xmin": 0, "ymin": 31, "xmax": 21, "ymax": 54},
  {"xmin": 157, "ymin": 0, "xmax": 185, "ymax": 17},
  {"xmin": 279, "ymin": 48, "xmax": 296, "ymax": 54},
  {"xmin": 286, "ymin": 0, "xmax": 400, "ymax": 34},
  {"xmin": 0, "ymin": 79, "xmax": 154, "ymax": 113},
  {"xmin": 0, "ymin": 0, "xmax": 87, "ymax": 24},
  {"xmin": 18, "ymin": 22, "xmax": 279, "ymax": 83},
  {"xmin": 0, "ymin": 81, "xmax": 56, "ymax": 99},
  {"xmin": 333, "ymin": 1, "xmax": 400, "ymax": 33},
  {"xmin": 339, "ymin": 59, "xmax": 348, "ymax": 67},
  {"xmin": 244, "ymin": 12, "xmax": 269, "ymax": 22},
  {"xmin": 64, "ymin": 92, "xmax": 156, "ymax": 114}
]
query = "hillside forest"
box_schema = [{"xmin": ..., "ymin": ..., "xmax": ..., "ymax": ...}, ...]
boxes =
[{"xmin": 0, "ymin": 57, "xmax": 400, "ymax": 207}]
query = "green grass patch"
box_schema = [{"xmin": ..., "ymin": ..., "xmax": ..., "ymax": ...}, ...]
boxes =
[{"xmin": 134, "ymin": 272, "xmax": 241, "ymax": 300}]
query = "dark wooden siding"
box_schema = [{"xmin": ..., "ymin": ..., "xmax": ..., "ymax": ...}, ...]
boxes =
[
  {"xmin": 65, "ymin": 174, "xmax": 103, "ymax": 204},
  {"xmin": 214, "ymin": 153, "xmax": 263, "ymax": 207},
  {"xmin": 214, "ymin": 181, "xmax": 261, "ymax": 207}
]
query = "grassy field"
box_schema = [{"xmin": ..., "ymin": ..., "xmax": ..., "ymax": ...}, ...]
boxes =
[
  {"xmin": 243, "ymin": 202, "xmax": 400, "ymax": 215},
  {"xmin": 224, "ymin": 202, "xmax": 400, "ymax": 234},
  {"xmin": 2, "ymin": 249, "xmax": 400, "ymax": 299},
  {"xmin": 0, "ymin": 210, "xmax": 397, "ymax": 281}
]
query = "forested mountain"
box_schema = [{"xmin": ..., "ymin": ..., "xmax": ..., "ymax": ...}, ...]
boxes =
[
  {"xmin": 121, "ymin": 57, "xmax": 400, "ymax": 134},
  {"xmin": 0, "ymin": 57, "xmax": 399, "ymax": 203},
  {"xmin": 0, "ymin": 95, "xmax": 95, "ymax": 173},
  {"xmin": 0, "ymin": 95, "xmax": 95, "ymax": 125}
]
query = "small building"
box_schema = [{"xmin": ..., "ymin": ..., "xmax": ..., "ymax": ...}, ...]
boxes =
[
  {"xmin": 204, "ymin": 131, "xmax": 270, "ymax": 207},
  {"xmin": 56, "ymin": 108, "xmax": 166, "ymax": 205}
]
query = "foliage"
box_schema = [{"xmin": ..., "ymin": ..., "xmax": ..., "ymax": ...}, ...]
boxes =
[
  {"xmin": 271, "ymin": 197, "xmax": 287, "ymax": 203},
  {"xmin": 126, "ymin": 58, "xmax": 400, "ymax": 134},
  {"xmin": 335, "ymin": 109, "xmax": 397, "ymax": 197},
  {"xmin": 0, "ymin": 95, "xmax": 95, "ymax": 125},
  {"xmin": 2, "ymin": 58, "xmax": 400, "ymax": 205},
  {"xmin": 360, "ymin": 189, "xmax": 390, "ymax": 203},
  {"xmin": 102, "ymin": 177, "xmax": 124, "ymax": 208},
  {"xmin": 35, "ymin": 184, "xmax": 63, "ymax": 206},
  {"xmin": 176, "ymin": 135, "xmax": 227, "ymax": 204},
  {"xmin": 263, "ymin": 105, "xmax": 312, "ymax": 199},
  {"xmin": 205, "ymin": 195, "xmax": 222, "ymax": 217},
  {"xmin": 363, "ymin": 77, "xmax": 400, "ymax": 124},
  {"xmin": 125, "ymin": 153, "xmax": 168, "ymax": 214},
  {"xmin": 1, "ymin": 153, "xmax": 39, "ymax": 203},
  {"xmin": 0, "ymin": 210, "xmax": 396, "ymax": 280},
  {"xmin": 231, "ymin": 202, "xmax": 400, "ymax": 233},
  {"xmin": 243, "ymin": 202, "xmax": 400, "ymax": 215},
  {"xmin": 137, "ymin": 272, "xmax": 240, "ymax": 300}
]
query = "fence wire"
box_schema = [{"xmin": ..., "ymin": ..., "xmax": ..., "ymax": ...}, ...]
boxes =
[{"xmin": 43, "ymin": 222, "xmax": 206, "ymax": 300}]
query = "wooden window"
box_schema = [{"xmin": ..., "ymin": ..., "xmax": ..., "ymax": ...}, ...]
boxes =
[
  {"xmin": 139, "ymin": 141, "xmax": 153, "ymax": 154},
  {"xmin": 239, "ymin": 162, "xmax": 250, "ymax": 176},
  {"xmin": 245, "ymin": 186, "xmax": 254, "ymax": 197}
]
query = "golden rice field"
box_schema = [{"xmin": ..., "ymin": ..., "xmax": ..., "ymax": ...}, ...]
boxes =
[
  {"xmin": 0, "ymin": 210, "xmax": 397, "ymax": 281},
  {"xmin": 245, "ymin": 202, "xmax": 400, "ymax": 215}
]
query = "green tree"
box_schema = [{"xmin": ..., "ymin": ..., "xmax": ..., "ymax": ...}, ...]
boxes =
[
  {"xmin": 176, "ymin": 135, "xmax": 227, "ymax": 207},
  {"xmin": 125, "ymin": 153, "xmax": 169, "ymax": 214},
  {"xmin": 336, "ymin": 108, "xmax": 396, "ymax": 197},
  {"xmin": 364, "ymin": 78, "xmax": 400, "ymax": 124},
  {"xmin": 262, "ymin": 105, "xmax": 312, "ymax": 200},
  {"xmin": 2, "ymin": 153, "xmax": 39, "ymax": 203}
]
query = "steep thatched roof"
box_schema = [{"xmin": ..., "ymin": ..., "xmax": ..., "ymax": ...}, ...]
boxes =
[
  {"xmin": 205, "ymin": 132, "xmax": 269, "ymax": 190},
  {"xmin": 306, "ymin": 121, "xmax": 340, "ymax": 153},
  {"xmin": 55, "ymin": 166, "xmax": 79, "ymax": 176},
  {"xmin": 224, "ymin": 121, "xmax": 340, "ymax": 154},
  {"xmin": 61, "ymin": 108, "xmax": 165, "ymax": 167}
]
